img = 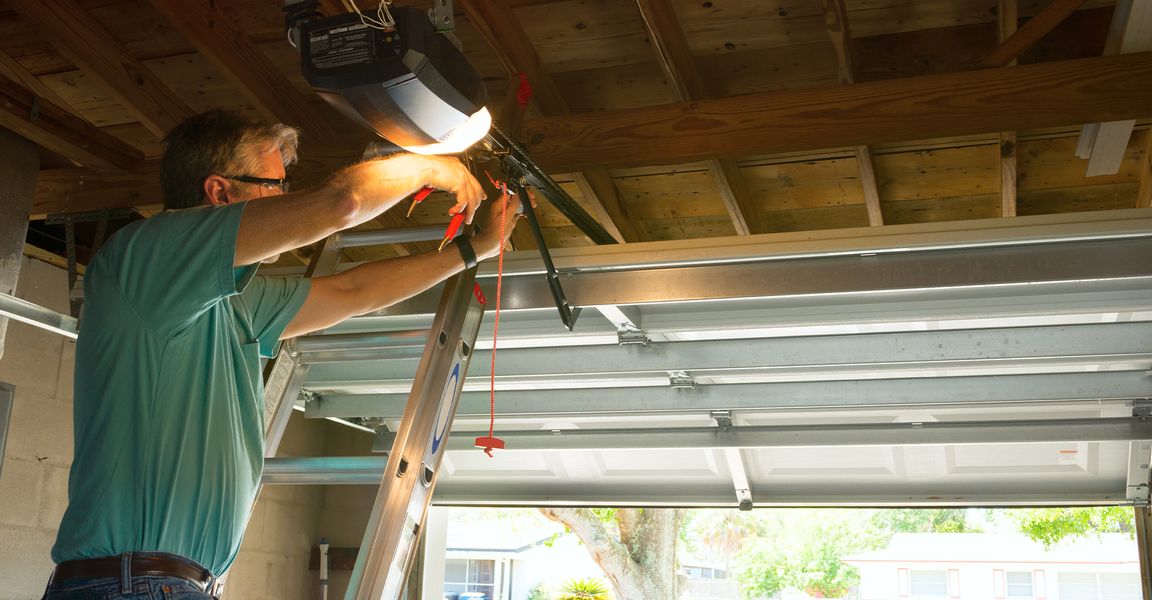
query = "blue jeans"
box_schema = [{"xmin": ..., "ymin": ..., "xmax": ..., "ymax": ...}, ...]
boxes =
[{"xmin": 42, "ymin": 552, "xmax": 219, "ymax": 600}]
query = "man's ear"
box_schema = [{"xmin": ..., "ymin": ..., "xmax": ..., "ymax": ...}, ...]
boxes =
[{"xmin": 203, "ymin": 175, "xmax": 231, "ymax": 206}]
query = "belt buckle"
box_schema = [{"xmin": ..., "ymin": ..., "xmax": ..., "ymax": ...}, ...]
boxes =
[{"xmin": 209, "ymin": 579, "xmax": 225, "ymax": 597}]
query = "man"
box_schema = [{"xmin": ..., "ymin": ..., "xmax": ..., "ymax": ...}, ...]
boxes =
[{"xmin": 43, "ymin": 110, "xmax": 523, "ymax": 599}]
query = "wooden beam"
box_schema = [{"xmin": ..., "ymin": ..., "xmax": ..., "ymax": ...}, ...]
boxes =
[
  {"xmin": 998, "ymin": 0, "xmax": 1019, "ymax": 217},
  {"xmin": 147, "ymin": 0, "xmax": 339, "ymax": 140},
  {"xmin": 10, "ymin": 0, "xmax": 194, "ymax": 138},
  {"xmin": 1000, "ymin": 132, "xmax": 1018, "ymax": 217},
  {"xmin": 0, "ymin": 74, "xmax": 142, "ymax": 172},
  {"xmin": 460, "ymin": 0, "xmax": 568, "ymax": 115},
  {"xmin": 981, "ymin": 0, "xmax": 1088, "ymax": 67},
  {"xmin": 634, "ymin": 0, "xmax": 707, "ymax": 100},
  {"xmin": 461, "ymin": 0, "xmax": 638, "ymax": 242},
  {"xmin": 634, "ymin": 0, "xmax": 758, "ymax": 235},
  {"xmin": 1138, "ymin": 129, "xmax": 1152, "ymax": 208},
  {"xmin": 823, "ymin": 0, "xmax": 884, "ymax": 227},
  {"xmin": 855, "ymin": 145, "xmax": 884, "ymax": 226},
  {"xmin": 32, "ymin": 164, "xmax": 161, "ymax": 219},
  {"xmin": 822, "ymin": 0, "xmax": 856, "ymax": 86},
  {"xmin": 0, "ymin": 49, "xmax": 72, "ymax": 111},
  {"xmin": 521, "ymin": 52, "xmax": 1152, "ymax": 172}
]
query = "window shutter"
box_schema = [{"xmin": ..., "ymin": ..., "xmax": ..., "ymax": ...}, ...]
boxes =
[
  {"xmin": 949, "ymin": 569, "xmax": 961, "ymax": 598},
  {"xmin": 1034, "ymin": 570, "xmax": 1046, "ymax": 599},
  {"xmin": 994, "ymin": 569, "xmax": 1007, "ymax": 598},
  {"xmin": 898, "ymin": 568, "xmax": 910, "ymax": 597}
]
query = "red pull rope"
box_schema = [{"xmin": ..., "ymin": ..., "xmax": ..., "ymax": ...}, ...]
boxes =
[{"xmin": 475, "ymin": 174, "xmax": 509, "ymax": 457}]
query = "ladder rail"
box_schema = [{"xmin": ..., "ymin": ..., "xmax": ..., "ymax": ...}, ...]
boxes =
[{"xmin": 347, "ymin": 267, "xmax": 486, "ymax": 600}]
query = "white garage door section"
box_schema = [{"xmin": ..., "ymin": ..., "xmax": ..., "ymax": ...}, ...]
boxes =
[{"xmin": 281, "ymin": 210, "xmax": 1152, "ymax": 508}]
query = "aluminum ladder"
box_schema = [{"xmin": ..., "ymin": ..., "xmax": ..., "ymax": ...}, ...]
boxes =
[{"xmin": 259, "ymin": 225, "xmax": 487, "ymax": 600}]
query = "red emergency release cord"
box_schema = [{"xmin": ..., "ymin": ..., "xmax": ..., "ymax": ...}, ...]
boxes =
[{"xmin": 474, "ymin": 174, "xmax": 509, "ymax": 457}]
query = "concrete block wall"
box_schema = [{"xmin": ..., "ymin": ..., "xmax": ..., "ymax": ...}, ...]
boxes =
[
  {"xmin": 224, "ymin": 413, "xmax": 328, "ymax": 600},
  {"xmin": 0, "ymin": 259, "xmax": 77, "ymax": 599}
]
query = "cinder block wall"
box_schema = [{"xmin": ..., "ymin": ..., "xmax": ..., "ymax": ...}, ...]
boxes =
[
  {"xmin": 224, "ymin": 415, "xmax": 328, "ymax": 600},
  {"xmin": 0, "ymin": 259, "xmax": 76, "ymax": 599},
  {"xmin": 0, "ymin": 260, "xmax": 374, "ymax": 600}
]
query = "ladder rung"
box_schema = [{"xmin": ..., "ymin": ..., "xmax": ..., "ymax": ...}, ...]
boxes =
[
  {"xmin": 290, "ymin": 330, "xmax": 429, "ymax": 364},
  {"xmin": 338, "ymin": 226, "xmax": 448, "ymax": 248}
]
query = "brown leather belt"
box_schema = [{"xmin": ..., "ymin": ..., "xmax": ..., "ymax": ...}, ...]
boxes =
[{"xmin": 51, "ymin": 553, "xmax": 215, "ymax": 590}]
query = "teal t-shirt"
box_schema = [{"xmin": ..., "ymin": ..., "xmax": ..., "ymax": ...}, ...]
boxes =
[{"xmin": 52, "ymin": 202, "xmax": 311, "ymax": 576}]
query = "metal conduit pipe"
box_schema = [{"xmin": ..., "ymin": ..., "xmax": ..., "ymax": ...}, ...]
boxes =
[{"xmin": 337, "ymin": 226, "xmax": 448, "ymax": 248}]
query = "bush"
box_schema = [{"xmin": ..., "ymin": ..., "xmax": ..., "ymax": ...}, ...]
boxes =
[
  {"xmin": 556, "ymin": 578, "xmax": 610, "ymax": 600},
  {"xmin": 527, "ymin": 582, "xmax": 548, "ymax": 600}
]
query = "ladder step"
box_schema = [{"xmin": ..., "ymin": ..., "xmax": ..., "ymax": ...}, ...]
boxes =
[{"xmin": 291, "ymin": 330, "xmax": 429, "ymax": 363}]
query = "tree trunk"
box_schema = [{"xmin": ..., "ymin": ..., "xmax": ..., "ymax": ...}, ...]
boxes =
[{"xmin": 538, "ymin": 507, "xmax": 683, "ymax": 600}]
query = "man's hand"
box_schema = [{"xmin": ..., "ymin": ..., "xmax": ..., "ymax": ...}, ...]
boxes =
[
  {"xmin": 340, "ymin": 154, "xmax": 487, "ymax": 224},
  {"xmin": 472, "ymin": 186, "xmax": 535, "ymax": 261}
]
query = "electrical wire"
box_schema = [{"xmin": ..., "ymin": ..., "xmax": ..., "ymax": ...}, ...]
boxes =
[{"xmin": 342, "ymin": 0, "xmax": 396, "ymax": 30}]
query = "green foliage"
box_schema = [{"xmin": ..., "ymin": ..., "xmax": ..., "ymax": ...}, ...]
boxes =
[
  {"xmin": 870, "ymin": 509, "xmax": 980, "ymax": 535},
  {"xmin": 589, "ymin": 508, "xmax": 618, "ymax": 523},
  {"xmin": 995, "ymin": 507, "xmax": 1133, "ymax": 547},
  {"xmin": 735, "ymin": 510, "xmax": 887, "ymax": 599},
  {"xmin": 526, "ymin": 582, "xmax": 548, "ymax": 600},
  {"xmin": 556, "ymin": 578, "xmax": 611, "ymax": 600}
]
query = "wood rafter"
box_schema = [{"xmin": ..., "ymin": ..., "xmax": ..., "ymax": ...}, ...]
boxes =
[
  {"xmin": 10, "ymin": 0, "xmax": 194, "ymax": 138},
  {"xmin": 0, "ymin": 73, "xmax": 142, "ymax": 172},
  {"xmin": 999, "ymin": 0, "xmax": 1019, "ymax": 217},
  {"xmin": 522, "ymin": 52, "xmax": 1152, "ymax": 172},
  {"xmin": 981, "ymin": 0, "xmax": 1088, "ymax": 67},
  {"xmin": 1139, "ymin": 129, "xmax": 1152, "ymax": 208},
  {"xmin": 822, "ymin": 0, "xmax": 884, "ymax": 227},
  {"xmin": 0, "ymin": 48, "xmax": 72, "ymax": 111},
  {"xmin": 461, "ymin": 0, "xmax": 640, "ymax": 243},
  {"xmin": 146, "ymin": 0, "xmax": 339, "ymax": 140},
  {"xmin": 635, "ymin": 0, "xmax": 760, "ymax": 235}
]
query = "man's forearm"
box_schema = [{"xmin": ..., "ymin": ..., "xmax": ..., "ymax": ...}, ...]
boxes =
[{"xmin": 282, "ymin": 244, "xmax": 470, "ymax": 338}]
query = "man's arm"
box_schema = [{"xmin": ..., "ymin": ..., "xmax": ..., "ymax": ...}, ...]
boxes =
[
  {"xmin": 233, "ymin": 154, "xmax": 485, "ymax": 267},
  {"xmin": 281, "ymin": 189, "xmax": 524, "ymax": 338}
]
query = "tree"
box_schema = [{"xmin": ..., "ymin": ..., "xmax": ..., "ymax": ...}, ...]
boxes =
[
  {"xmin": 735, "ymin": 510, "xmax": 887, "ymax": 599},
  {"xmin": 685, "ymin": 510, "xmax": 766, "ymax": 571},
  {"xmin": 538, "ymin": 508, "xmax": 683, "ymax": 600},
  {"xmin": 995, "ymin": 507, "xmax": 1133, "ymax": 547},
  {"xmin": 871, "ymin": 509, "xmax": 979, "ymax": 535}
]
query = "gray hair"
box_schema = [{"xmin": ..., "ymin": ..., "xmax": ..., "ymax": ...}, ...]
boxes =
[{"xmin": 160, "ymin": 110, "xmax": 300, "ymax": 210}]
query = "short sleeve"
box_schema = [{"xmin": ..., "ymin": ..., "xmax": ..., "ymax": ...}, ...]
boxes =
[
  {"xmin": 237, "ymin": 275, "xmax": 312, "ymax": 357},
  {"xmin": 102, "ymin": 203, "xmax": 248, "ymax": 334}
]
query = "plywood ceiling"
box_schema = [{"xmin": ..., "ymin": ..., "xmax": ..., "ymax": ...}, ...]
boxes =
[{"xmin": 2, "ymin": 0, "xmax": 1149, "ymax": 266}]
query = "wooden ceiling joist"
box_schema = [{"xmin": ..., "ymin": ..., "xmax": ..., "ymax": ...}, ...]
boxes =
[
  {"xmin": 10, "ymin": 0, "xmax": 194, "ymax": 138},
  {"xmin": 461, "ymin": 0, "xmax": 640, "ymax": 243},
  {"xmin": 522, "ymin": 52, "xmax": 1152, "ymax": 173},
  {"xmin": 635, "ymin": 0, "xmax": 760, "ymax": 235},
  {"xmin": 981, "ymin": 0, "xmax": 1089, "ymax": 67},
  {"xmin": 0, "ymin": 49, "xmax": 72, "ymax": 111},
  {"xmin": 0, "ymin": 73, "xmax": 142, "ymax": 172},
  {"xmin": 998, "ymin": 0, "xmax": 1020, "ymax": 218},
  {"xmin": 146, "ymin": 0, "xmax": 339, "ymax": 141},
  {"xmin": 822, "ymin": 0, "xmax": 884, "ymax": 227}
]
